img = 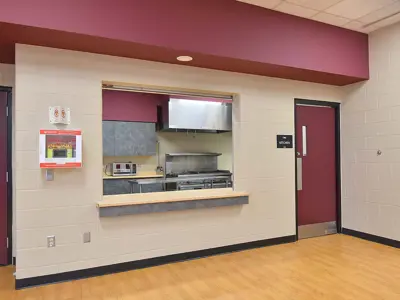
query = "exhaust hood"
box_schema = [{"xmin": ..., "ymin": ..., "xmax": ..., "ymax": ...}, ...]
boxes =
[{"xmin": 158, "ymin": 98, "xmax": 232, "ymax": 133}]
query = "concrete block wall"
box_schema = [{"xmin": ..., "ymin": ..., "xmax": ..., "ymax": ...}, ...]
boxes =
[
  {"xmin": 14, "ymin": 44, "xmax": 342, "ymax": 279},
  {"xmin": 342, "ymin": 22, "xmax": 400, "ymax": 241}
]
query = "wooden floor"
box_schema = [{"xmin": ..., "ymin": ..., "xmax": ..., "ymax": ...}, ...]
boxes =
[{"xmin": 1, "ymin": 234, "xmax": 400, "ymax": 299}]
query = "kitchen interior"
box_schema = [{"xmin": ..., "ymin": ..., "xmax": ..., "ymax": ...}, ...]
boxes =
[{"xmin": 102, "ymin": 87, "xmax": 233, "ymax": 195}]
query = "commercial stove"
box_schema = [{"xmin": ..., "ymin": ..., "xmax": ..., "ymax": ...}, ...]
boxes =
[
  {"xmin": 128, "ymin": 170, "xmax": 233, "ymax": 193},
  {"xmin": 166, "ymin": 170, "xmax": 232, "ymax": 191}
]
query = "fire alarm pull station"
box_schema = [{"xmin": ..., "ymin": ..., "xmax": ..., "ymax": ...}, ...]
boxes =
[{"xmin": 39, "ymin": 129, "xmax": 82, "ymax": 168}]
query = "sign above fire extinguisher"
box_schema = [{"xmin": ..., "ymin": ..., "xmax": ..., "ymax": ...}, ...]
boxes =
[{"xmin": 49, "ymin": 106, "xmax": 71, "ymax": 124}]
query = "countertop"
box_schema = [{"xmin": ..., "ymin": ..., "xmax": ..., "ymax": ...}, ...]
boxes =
[
  {"xmin": 98, "ymin": 188, "xmax": 249, "ymax": 207},
  {"xmin": 103, "ymin": 172, "xmax": 164, "ymax": 180},
  {"xmin": 128, "ymin": 175, "xmax": 231, "ymax": 185}
]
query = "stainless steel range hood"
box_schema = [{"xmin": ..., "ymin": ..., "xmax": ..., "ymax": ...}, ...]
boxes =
[{"xmin": 158, "ymin": 98, "xmax": 232, "ymax": 133}]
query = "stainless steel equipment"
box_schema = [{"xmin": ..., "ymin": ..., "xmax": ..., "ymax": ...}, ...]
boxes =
[
  {"xmin": 111, "ymin": 162, "xmax": 137, "ymax": 176},
  {"xmin": 165, "ymin": 152, "xmax": 222, "ymax": 156},
  {"xmin": 128, "ymin": 171, "xmax": 232, "ymax": 193},
  {"xmin": 166, "ymin": 170, "xmax": 232, "ymax": 191},
  {"xmin": 162, "ymin": 152, "xmax": 232, "ymax": 191},
  {"xmin": 165, "ymin": 152, "xmax": 221, "ymax": 175},
  {"xmin": 158, "ymin": 98, "xmax": 232, "ymax": 133},
  {"xmin": 177, "ymin": 171, "xmax": 232, "ymax": 190},
  {"xmin": 127, "ymin": 152, "xmax": 232, "ymax": 193}
]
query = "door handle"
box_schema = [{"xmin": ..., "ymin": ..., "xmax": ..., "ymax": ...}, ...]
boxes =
[
  {"xmin": 302, "ymin": 126, "xmax": 307, "ymax": 156},
  {"xmin": 297, "ymin": 157, "xmax": 302, "ymax": 191}
]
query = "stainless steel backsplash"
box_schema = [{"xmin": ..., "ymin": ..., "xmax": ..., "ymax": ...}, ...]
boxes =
[{"xmin": 165, "ymin": 155, "xmax": 218, "ymax": 174}]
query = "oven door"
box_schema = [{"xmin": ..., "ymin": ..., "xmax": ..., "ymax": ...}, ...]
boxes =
[
  {"xmin": 178, "ymin": 183, "xmax": 205, "ymax": 190},
  {"xmin": 212, "ymin": 183, "xmax": 229, "ymax": 189}
]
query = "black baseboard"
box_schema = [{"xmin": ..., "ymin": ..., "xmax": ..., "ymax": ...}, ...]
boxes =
[
  {"xmin": 15, "ymin": 234, "xmax": 296, "ymax": 289},
  {"xmin": 12, "ymin": 257, "xmax": 16, "ymax": 266},
  {"xmin": 342, "ymin": 228, "xmax": 400, "ymax": 248}
]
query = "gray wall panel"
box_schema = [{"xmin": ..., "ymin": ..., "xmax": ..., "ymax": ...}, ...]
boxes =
[
  {"xmin": 102, "ymin": 121, "xmax": 115, "ymax": 156},
  {"xmin": 99, "ymin": 196, "xmax": 249, "ymax": 217},
  {"xmin": 111, "ymin": 121, "xmax": 156, "ymax": 156},
  {"xmin": 103, "ymin": 179, "xmax": 131, "ymax": 195}
]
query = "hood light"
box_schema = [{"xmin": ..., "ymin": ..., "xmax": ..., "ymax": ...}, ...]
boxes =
[{"xmin": 177, "ymin": 56, "xmax": 193, "ymax": 62}]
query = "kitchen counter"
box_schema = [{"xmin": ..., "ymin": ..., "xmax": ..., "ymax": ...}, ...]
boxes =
[
  {"xmin": 103, "ymin": 172, "xmax": 163, "ymax": 180},
  {"xmin": 97, "ymin": 188, "xmax": 249, "ymax": 217}
]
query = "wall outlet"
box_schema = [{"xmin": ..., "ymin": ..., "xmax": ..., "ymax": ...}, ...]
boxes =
[
  {"xmin": 83, "ymin": 232, "xmax": 91, "ymax": 243},
  {"xmin": 45, "ymin": 169, "xmax": 54, "ymax": 181},
  {"xmin": 47, "ymin": 235, "xmax": 56, "ymax": 248}
]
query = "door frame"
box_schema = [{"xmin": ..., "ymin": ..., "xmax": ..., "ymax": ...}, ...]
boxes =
[
  {"xmin": 294, "ymin": 99, "xmax": 341, "ymax": 240},
  {"xmin": 0, "ymin": 86, "xmax": 12, "ymax": 265}
]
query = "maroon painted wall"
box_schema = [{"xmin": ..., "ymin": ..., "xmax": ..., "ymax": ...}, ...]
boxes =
[
  {"xmin": 102, "ymin": 90, "xmax": 168, "ymax": 122},
  {"xmin": 102, "ymin": 91, "xmax": 231, "ymax": 122},
  {"xmin": 0, "ymin": 0, "xmax": 368, "ymax": 85}
]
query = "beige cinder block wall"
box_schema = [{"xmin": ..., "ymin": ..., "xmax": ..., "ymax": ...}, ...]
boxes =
[
  {"xmin": 0, "ymin": 63, "xmax": 16, "ymax": 257},
  {"xmin": 15, "ymin": 44, "xmax": 343, "ymax": 279},
  {"xmin": 342, "ymin": 22, "xmax": 400, "ymax": 241}
]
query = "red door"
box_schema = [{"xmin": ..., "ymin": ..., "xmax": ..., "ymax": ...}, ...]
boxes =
[
  {"xmin": 0, "ymin": 91, "xmax": 7, "ymax": 265},
  {"xmin": 296, "ymin": 104, "xmax": 337, "ymax": 239}
]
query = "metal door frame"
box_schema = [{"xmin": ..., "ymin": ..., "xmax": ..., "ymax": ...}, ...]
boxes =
[
  {"xmin": 294, "ymin": 99, "xmax": 341, "ymax": 240},
  {"xmin": 0, "ymin": 86, "xmax": 12, "ymax": 265}
]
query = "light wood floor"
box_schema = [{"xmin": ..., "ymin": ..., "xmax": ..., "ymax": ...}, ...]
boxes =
[{"xmin": 1, "ymin": 234, "xmax": 400, "ymax": 300}]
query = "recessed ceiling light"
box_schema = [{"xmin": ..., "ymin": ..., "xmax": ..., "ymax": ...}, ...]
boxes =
[{"xmin": 177, "ymin": 56, "xmax": 193, "ymax": 62}]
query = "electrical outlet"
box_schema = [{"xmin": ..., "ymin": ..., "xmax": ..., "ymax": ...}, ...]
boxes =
[
  {"xmin": 83, "ymin": 232, "xmax": 91, "ymax": 243},
  {"xmin": 45, "ymin": 169, "xmax": 54, "ymax": 181},
  {"xmin": 47, "ymin": 235, "xmax": 56, "ymax": 248}
]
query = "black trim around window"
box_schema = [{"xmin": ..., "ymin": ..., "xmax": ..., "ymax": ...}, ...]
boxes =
[{"xmin": 0, "ymin": 86, "xmax": 13, "ymax": 266}]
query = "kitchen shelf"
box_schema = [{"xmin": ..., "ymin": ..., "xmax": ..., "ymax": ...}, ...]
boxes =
[{"xmin": 166, "ymin": 152, "xmax": 222, "ymax": 156}]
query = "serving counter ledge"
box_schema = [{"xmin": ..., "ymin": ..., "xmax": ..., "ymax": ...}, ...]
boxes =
[{"xmin": 97, "ymin": 188, "xmax": 249, "ymax": 217}]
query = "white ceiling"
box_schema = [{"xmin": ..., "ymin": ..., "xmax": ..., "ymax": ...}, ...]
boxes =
[{"xmin": 237, "ymin": 0, "xmax": 400, "ymax": 33}]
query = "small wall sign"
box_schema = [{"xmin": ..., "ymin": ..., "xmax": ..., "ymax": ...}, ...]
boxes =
[
  {"xmin": 277, "ymin": 135, "xmax": 293, "ymax": 148},
  {"xmin": 49, "ymin": 106, "xmax": 70, "ymax": 124}
]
